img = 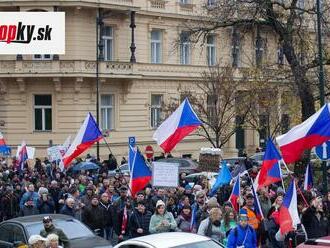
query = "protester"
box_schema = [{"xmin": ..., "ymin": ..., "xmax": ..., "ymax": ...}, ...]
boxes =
[
  {"xmin": 82, "ymin": 195, "xmax": 104, "ymax": 236},
  {"xmin": 129, "ymin": 200, "xmax": 152, "ymax": 237},
  {"xmin": 149, "ymin": 200, "xmax": 177, "ymax": 233},
  {"xmin": 28, "ymin": 235, "xmax": 47, "ymax": 248},
  {"xmin": 99, "ymin": 193, "xmax": 113, "ymax": 240},
  {"xmin": 40, "ymin": 216, "xmax": 70, "ymax": 248},
  {"xmin": 46, "ymin": 234, "xmax": 63, "ymax": 248},
  {"xmin": 220, "ymin": 208, "xmax": 237, "ymax": 246},
  {"xmin": 227, "ymin": 209, "xmax": 257, "ymax": 248},
  {"xmin": 197, "ymin": 207, "xmax": 224, "ymax": 243},
  {"xmin": 176, "ymin": 204, "xmax": 192, "ymax": 232},
  {"xmin": 59, "ymin": 198, "xmax": 75, "ymax": 217}
]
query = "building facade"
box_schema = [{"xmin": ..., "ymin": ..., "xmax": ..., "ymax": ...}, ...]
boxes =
[{"xmin": 0, "ymin": 0, "xmax": 290, "ymax": 160}]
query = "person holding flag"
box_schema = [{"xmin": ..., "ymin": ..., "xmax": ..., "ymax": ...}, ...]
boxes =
[{"xmin": 209, "ymin": 161, "xmax": 232, "ymax": 197}]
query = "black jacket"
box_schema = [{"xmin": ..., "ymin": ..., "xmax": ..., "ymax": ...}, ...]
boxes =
[
  {"xmin": 99, "ymin": 201, "xmax": 113, "ymax": 227},
  {"xmin": 60, "ymin": 205, "xmax": 75, "ymax": 217},
  {"xmin": 82, "ymin": 205, "xmax": 105, "ymax": 231},
  {"xmin": 302, "ymin": 206, "xmax": 329, "ymax": 239},
  {"xmin": 129, "ymin": 210, "xmax": 152, "ymax": 237}
]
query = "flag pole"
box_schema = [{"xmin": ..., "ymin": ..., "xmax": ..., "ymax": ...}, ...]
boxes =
[
  {"xmin": 281, "ymin": 159, "xmax": 309, "ymax": 207},
  {"xmin": 102, "ymin": 136, "xmax": 113, "ymax": 154}
]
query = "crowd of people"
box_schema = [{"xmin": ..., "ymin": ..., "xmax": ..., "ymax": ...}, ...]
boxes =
[{"xmin": 0, "ymin": 153, "xmax": 329, "ymax": 248}]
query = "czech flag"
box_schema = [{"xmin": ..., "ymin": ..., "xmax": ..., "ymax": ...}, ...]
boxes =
[
  {"xmin": 129, "ymin": 145, "xmax": 152, "ymax": 198},
  {"xmin": 153, "ymin": 98, "xmax": 202, "ymax": 153},
  {"xmin": 276, "ymin": 103, "xmax": 330, "ymax": 164},
  {"xmin": 279, "ymin": 179, "xmax": 300, "ymax": 234},
  {"xmin": 251, "ymin": 178, "xmax": 264, "ymax": 220},
  {"xmin": 62, "ymin": 113, "xmax": 103, "ymax": 168},
  {"xmin": 303, "ymin": 163, "xmax": 313, "ymax": 191},
  {"xmin": 0, "ymin": 131, "xmax": 11, "ymax": 155},
  {"xmin": 257, "ymin": 139, "xmax": 283, "ymax": 189},
  {"xmin": 17, "ymin": 141, "xmax": 28, "ymax": 171},
  {"xmin": 229, "ymin": 175, "xmax": 240, "ymax": 212}
]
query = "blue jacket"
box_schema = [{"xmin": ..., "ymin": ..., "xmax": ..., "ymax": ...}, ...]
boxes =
[
  {"xmin": 19, "ymin": 192, "xmax": 39, "ymax": 210},
  {"xmin": 227, "ymin": 224, "xmax": 257, "ymax": 248}
]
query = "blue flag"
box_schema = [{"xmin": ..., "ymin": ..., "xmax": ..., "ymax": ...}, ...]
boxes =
[{"xmin": 209, "ymin": 161, "xmax": 232, "ymax": 196}]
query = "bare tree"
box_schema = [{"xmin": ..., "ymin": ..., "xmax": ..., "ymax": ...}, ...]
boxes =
[
  {"xmin": 184, "ymin": 0, "xmax": 330, "ymax": 122},
  {"xmin": 163, "ymin": 66, "xmax": 251, "ymax": 148}
]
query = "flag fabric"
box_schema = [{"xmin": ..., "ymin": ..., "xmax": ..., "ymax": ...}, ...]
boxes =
[
  {"xmin": 209, "ymin": 161, "xmax": 232, "ymax": 196},
  {"xmin": 279, "ymin": 179, "xmax": 300, "ymax": 234},
  {"xmin": 62, "ymin": 113, "xmax": 103, "ymax": 168},
  {"xmin": 251, "ymin": 178, "xmax": 264, "ymax": 220},
  {"xmin": 276, "ymin": 103, "xmax": 330, "ymax": 164},
  {"xmin": 229, "ymin": 175, "xmax": 240, "ymax": 212},
  {"xmin": 153, "ymin": 98, "xmax": 202, "ymax": 153},
  {"xmin": 0, "ymin": 131, "xmax": 10, "ymax": 155},
  {"xmin": 129, "ymin": 145, "xmax": 152, "ymax": 198},
  {"xmin": 62, "ymin": 135, "xmax": 71, "ymax": 151},
  {"xmin": 257, "ymin": 139, "xmax": 283, "ymax": 189},
  {"xmin": 17, "ymin": 141, "xmax": 28, "ymax": 171},
  {"xmin": 303, "ymin": 163, "xmax": 313, "ymax": 191},
  {"xmin": 190, "ymin": 205, "xmax": 197, "ymax": 232}
]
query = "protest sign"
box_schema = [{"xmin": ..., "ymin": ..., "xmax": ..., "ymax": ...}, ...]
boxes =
[{"xmin": 152, "ymin": 162, "xmax": 179, "ymax": 187}]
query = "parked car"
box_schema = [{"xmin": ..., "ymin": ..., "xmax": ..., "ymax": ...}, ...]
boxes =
[
  {"xmin": 0, "ymin": 214, "xmax": 112, "ymax": 248},
  {"xmin": 297, "ymin": 236, "xmax": 330, "ymax": 247},
  {"xmin": 108, "ymin": 163, "xmax": 130, "ymax": 177},
  {"xmin": 114, "ymin": 232, "xmax": 225, "ymax": 248},
  {"xmin": 222, "ymin": 157, "xmax": 246, "ymax": 171},
  {"xmin": 249, "ymin": 152, "xmax": 264, "ymax": 166},
  {"xmin": 157, "ymin": 158, "xmax": 200, "ymax": 174},
  {"xmin": 185, "ymin": 172, "xmax": 218, "ymax": 187}
]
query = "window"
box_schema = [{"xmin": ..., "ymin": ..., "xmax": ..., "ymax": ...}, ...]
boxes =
[
  {"xmin": 231, "ymin": 28, "xmax": 240, "ymax": 67},
  {"xmin": 102, "ymin": 26, "xmax": 114, "ymax": 61},
  {"xmin": 0, "ymin": 224, "xmax": 25, "ymax": 243},
  {"xmin": 180, "ymin": 32, "xmax": 191, "ymax": 65},
  {"xmin": 34, "ymin": 95, "xmax": 52, "ymax": 131},
  {"xmin": 151, "ymin": 30, "xmax": 162, "ymax": 64},
  {"xmin": 207, "ymin": 0, "xmax": 217, "ymax": 6},
  {"xmin": 150, "ymin": 94, "xmax": 162, "ymax": 128},
  {"xmin": 297, "ymin": 0, "xmax": 304, "ymax": 11},
  {"xmin": 180, "ymin": 0, "xmax": 190, "ymax": 4},
  {"xmin": 101, "ymin": 94, "xmax": 114, "ymax": 130},
  {"xmin": 206, "ymin": 35, "xmax": 216, "ymax": 66},
  {"xmin": 207, "ymin": 94, "xmax": 217, "ymax": 124},
  {"xmin": 277, "ymin": 46, "xmax": 284, "ymax": 65},
  {"xmin": 255, "ymin": 34, "xmax": 265, "ymax": 67},
  {"xmin": 33, "ymin": 54, "xmax": 52, "ymax": 60}
]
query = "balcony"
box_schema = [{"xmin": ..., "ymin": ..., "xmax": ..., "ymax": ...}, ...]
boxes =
[{"xmin": 0, "ymin": 60, "xmax": 211, "ymax": 79}]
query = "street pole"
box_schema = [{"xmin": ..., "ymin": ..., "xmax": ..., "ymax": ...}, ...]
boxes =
[
  {"xmin": 96, "ymin": 9, "xmax": 101, "ymax": 161},
  {"xmin": 316, "ymin": 0, "xmax": 328, "ymax": 193}
]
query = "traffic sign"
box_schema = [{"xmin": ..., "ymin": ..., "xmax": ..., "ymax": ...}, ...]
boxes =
[
  {"xmin": 128, "ymin": 136, "xmax": 136, "ymax": 147},
  {"xmin": 315, "ymin": 141, "xmax": 330, "ymax": 160},
  {"xmin": 145, "ymin": 145, "xmax": 154, "ymax": 159}
]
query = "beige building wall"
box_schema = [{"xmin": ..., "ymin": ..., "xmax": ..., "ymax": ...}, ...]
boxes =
[{"xmin": 0, "ymin": 0, "xmax": 283, "ymax": 161}]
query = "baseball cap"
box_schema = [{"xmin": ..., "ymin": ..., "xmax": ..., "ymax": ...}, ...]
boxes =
[{"xmin": 42, "ymin": 216, "xmax": 52, "ymax": 223}]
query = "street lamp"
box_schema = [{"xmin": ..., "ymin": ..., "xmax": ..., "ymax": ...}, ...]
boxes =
[{"xmin": 316, "ymin": 0, "xmax": 328, "ymax": 193}]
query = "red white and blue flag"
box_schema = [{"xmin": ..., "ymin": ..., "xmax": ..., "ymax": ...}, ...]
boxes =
[
  {"xmin": 129, "ymin": 145, "xmax": 152, "ymax": 198},
  {"xmin": 257, "ymin": 139, "xmax": 283, "ymax": 189},
  {"xmin": 0, "ymin": 131, "xmax": 10, "ymax": 155},
  {"xmin": 229, "ymin": 175, "xmax": 240, "ymax": 212},
  {"xmin": 279, "ymin": 179, "xmax": 300, "ymax": 234},
  {"xmin": 62, "ymin": 113, "xmax": 103, "ymax": 168},
  {"xmin": 277, "ymin": 103, "xmax": 330, "ymax": 163},
  {"xmin": 153, "ymin": 98, "xmax": 202, "ymax": 153},
  {"xmin": 251, "ymin": 178, "xmax": 264, "ymax": 220},
  {"xmin": 17, "ymin": 141, "xmax": 28, "ymax": 171},
  {"xmin": 303, "ymin": 163, "xmax": 313, "ymax": 191}
]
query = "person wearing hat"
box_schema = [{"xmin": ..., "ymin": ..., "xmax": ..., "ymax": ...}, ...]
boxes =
[
  {"xmin": 242, "ymin": 193, "xmax": 260, "ymax": 231},
  {"xmin": 191, "ymin": 190, "xmax": 207, "ymax": 230},
  {"xmin": 28, "ymin": 235, "xmax": 47, "ymax": 248},
  {"xmin": 37, "ymin": 187, "xmax": 55, "ymax": 214},
  {"xmin": 149, "ymin": 200, "xmax": 177, "ymax": 234},
  {"xmin": 40, "ymin": 216, "xmax": 70, "ymax": 248},
  {"xmin": 129, "ymin": 200, "xmax": 152, "ymax": 238},
  {"xmin": 80, "ymin": 185, "xmax": 94, "ymax": 207},
  {"xmin": 0, "ymin": 184, "xmax": 19, "ymax": 220},
  {"xmin": 227, "ymin": 209, "xmax": 257, "ymax": 248},
  {"xmin": 82, "ymin": 195, "xmax": 105, "ymax": 236}
]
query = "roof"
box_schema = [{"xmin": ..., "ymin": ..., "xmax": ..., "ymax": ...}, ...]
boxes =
[
  {"xmin": 2, "ymin": 214, "xmax": 76, "ymax": 225},
  {"xmin": 121, "ymin": 232, "xmax": 210, "ymax": 248}
]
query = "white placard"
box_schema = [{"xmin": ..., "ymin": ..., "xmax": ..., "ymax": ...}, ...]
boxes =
[
  {"xmin": 16, "ymin": 146, "xmax": 35, "ymax": 159},
  {"xmin": 152, "ymin": 162, "xmax": 179, "ymax": 187},
  {"xmin": 0, "ymin": 12, "xmax": 65, "ymax": 54},
  {"xmin": 47, "ymin": 145, "xmax": 65, "ymax": 161}
]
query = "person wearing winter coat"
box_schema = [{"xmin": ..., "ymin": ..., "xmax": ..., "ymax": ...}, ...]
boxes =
[
  {"xmin": 82, "ymin": 195, "xmax": 105, "ymax": 236},
  {"xmin": 198, "ymin": 207, "xmax": 225, "ymax": 243},
  {"xmin": 176, "ymin": 205, "xmax": 192, "ymax": 232},
  {"xmin": 99, "ymin": 193, "xmax": 113, "ymax": 240},
  {"xmin": 40, "ymin": 216, "xmax": 70, "ymax": 248},
  {"xmin": 220, "ymin": 209, "xmax": 237, "ymax": 246},
  {"xmin": 149, "ymin": 200, "xmax": 177, "ymax": 234},
  {"xmin": 38, "ymin": 187, "xmax": 55, "ymax": 214},
  {"xmin": 59, "ymin": 198, "xmax": 75, "ymax": 217},
  {"xmin": 129, "ymin": 200, "xmax": 152, "ymax": 238},
  {"xmin": 0, "ymin": 186, "xmax": 20, "ymax": 220},
  {"xmin": 19, "ymin": 183, "xmax": 40, "ymax": 210},
  {"xmin": 302, "ymin": 197, "xmax": 329, "ymax": 239},
  {"xmin": 227, "ymin": 209, "xmax": 257, "ymax": 248}
]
